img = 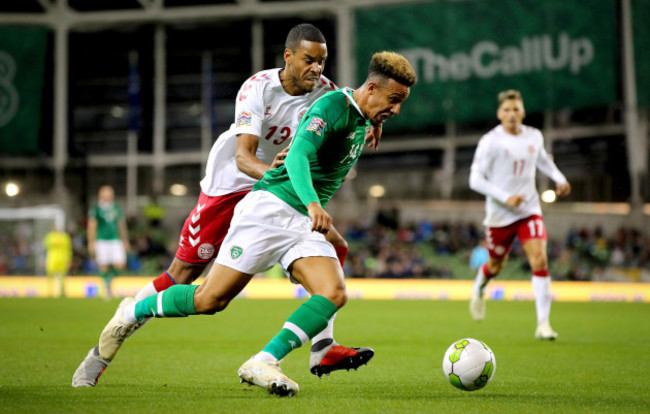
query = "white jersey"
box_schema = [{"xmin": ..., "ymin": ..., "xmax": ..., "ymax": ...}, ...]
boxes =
[
  {"xmin": 469, "ymin": 125, "xmax": 567, "ymax": 227},
  {"xmin": 200, "ymin": 68, "xmax": 337, "ymax": 196}
]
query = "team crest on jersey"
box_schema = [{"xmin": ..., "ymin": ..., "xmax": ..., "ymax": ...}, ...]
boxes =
[
  {"xmin": 236, "ymin": 111, "xmax": 252, "ymax": 127},
  {"xmin": 265, "ymin": 105, "xmax": 272, "ymax": 116},
  {"xmin": 230, "ymin": 245, "xmax": 243, "ymax": 260},
  {"xmin": 197, "ymin": 243, "xmax": 215, "ymax": 260},
  {"xmin": 528, "ymin": 145, "xmax": 535, "ymax": 154},
  {"xmin": 306, "ymin": 117, "xmax": 326, "ymax": 136}
]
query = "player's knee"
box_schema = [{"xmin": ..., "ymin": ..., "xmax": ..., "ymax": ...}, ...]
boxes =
[
  {"xmin": 529, "ymin": 254, "xmax": 548, "ymax": 271},
  {"xmin": 323, "ymin": 286, "xmax": 347, "ymax": 309},
  {"xmin": 193, "ymin": 291, "xmax": 232, "ymax": 314}
]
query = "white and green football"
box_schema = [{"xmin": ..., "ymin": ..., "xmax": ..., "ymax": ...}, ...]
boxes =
[{"xmin": 442, "ymin": 338, "xmax": 496, "ymax": 391}]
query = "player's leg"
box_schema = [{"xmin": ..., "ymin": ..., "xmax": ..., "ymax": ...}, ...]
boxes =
[
  {"xmin": 520, "ymin": 216, "xmax": 557, "ymax": 340},
  {"xmin": 309, "ymin": 225, "xmax": 374, "ymax": 377},
  {"xmin": 470, "ymin": 225, "xmax": 515, "ymax": 320},
  {"xmin": 239, "ymin": 256, "xmax": 343, "ymax": 396},
  {"xmin": 134, "ymin": 191, "xmax": 245, "ymax": 300},
  {"xmin": 98, "ymin": 263, "xmax": 253, "ymax": 362},
  {"xmin": 73, "ymin": 192, "xmax": 246, "ymax": 387}
]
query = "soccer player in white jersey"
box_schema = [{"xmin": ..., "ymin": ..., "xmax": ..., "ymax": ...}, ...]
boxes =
[
  {"xmin": 72, "ymin": 23, "xmax": 376, "ymax": 387},
  {"xmin": 468, "ymin": 89, "xmax": 571, "ymax": 340}
]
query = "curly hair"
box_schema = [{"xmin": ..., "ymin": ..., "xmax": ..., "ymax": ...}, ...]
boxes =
[{"xmin": 368, "ymin": 51, "xmax": 417, "ymax": 87}]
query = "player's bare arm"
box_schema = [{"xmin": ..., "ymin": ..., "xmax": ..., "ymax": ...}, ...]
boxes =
[
  {"xmin": 235, "ymin": 134, "xmax": 273, "ymax": 180},
  {"xmin": 118, "ymin": 219, "xmax": 130, "ymax": 252},
  {"xmin": 87, "ymin": 218, "xmax": 97, "ymax": 257},
  {"xmin": 307, "ymin": 202, "xmax": 331, "ymax": 234},
  {"xmin": 556, "ymin": 181, "xmax": 571, "ymax": 197}
]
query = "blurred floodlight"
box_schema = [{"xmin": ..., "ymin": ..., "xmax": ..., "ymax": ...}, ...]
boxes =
[
  {"xmin": 170, "ymin": 183, "xmax": 188, "ymax": 196},
  {"xmin": 5, "ymin": 182, "xmax": 20, "ymax": 197},
  {"xmin": 111, "ymin": 105, "xmax": 125, "ymax": 118},
  {"xmin": 541, "ymin": 189, "xmax": 557, "ymax": 203},
  {"xmin": 368, "ymin": 184, "xmax": 385, "ymax": 198}
]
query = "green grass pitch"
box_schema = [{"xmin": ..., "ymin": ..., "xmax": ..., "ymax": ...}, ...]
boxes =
[{"xmin": 1, "ymin": 297, "xmax": 648, "ymax": 413}]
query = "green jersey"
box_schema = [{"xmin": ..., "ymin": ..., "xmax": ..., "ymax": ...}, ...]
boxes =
[
  {"xmin": 254, "ymin": 88, "xmax": 370, "ymax": 215},
  {"xmin": 89, "ymin": 203, "xmax": 123, "ymax": 240}
]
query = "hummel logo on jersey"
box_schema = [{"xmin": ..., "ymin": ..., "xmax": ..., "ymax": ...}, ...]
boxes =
[
  {"xmin": 346, "ymin": 132, "xmax": 356, "ymax": 140},
  {"xmin": 230, "ymin": 246, "xmax": 243, "ymax": 259},
  {"xmin": 196, "ymin": 203, "xmax": 205, "ymax": 212}
]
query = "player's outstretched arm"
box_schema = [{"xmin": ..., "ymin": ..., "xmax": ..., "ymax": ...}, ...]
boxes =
[{"xmin": 556, "ymin": 181, "xmax": 571, "ymax": 197}]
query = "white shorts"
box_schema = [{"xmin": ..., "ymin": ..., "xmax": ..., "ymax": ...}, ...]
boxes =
[
  {"xmin": 215, "ymin": 190, "xmax": 337, "ymax": 276},
  {"xmin": 95, "ymin": 240, "xmax": 126, "ymax": 266}
]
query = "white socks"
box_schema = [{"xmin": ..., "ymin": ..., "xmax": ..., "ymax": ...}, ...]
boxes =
[
  {"xmin": 531, "ymin": 276, "xmax": 552, "ymax": 325},
  {"xmin": 135, "ymin": 282, "xmax": 158, "ymax": 301},
  {"xmin": 311, "ymin": 312, "xmax": 336, "ymax": 346},
  {"xmin": 473, "ymin": 267, "xmax": 487, "ymax": 297}
]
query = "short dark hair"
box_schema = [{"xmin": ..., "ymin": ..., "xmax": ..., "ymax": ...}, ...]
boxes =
[
  {"xmin": 498, "ymin": 89, "xmax": 523, "ymax": 105},
  {"xmin": 368, "ymin": 51, "xmax": 417, "ymax": 87},
  {"xmin": 285, "ymin": 23, "xmax": 326, "ymax": 51}
]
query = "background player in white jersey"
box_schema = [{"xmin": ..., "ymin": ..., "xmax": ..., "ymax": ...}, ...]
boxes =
[
  {"xmin": 468, "ymin": 89, "xmax": 571, "ymax": 340},
  {"xmin": 72, "ymin": 23, "xmax": 376, "ymax": 387}
]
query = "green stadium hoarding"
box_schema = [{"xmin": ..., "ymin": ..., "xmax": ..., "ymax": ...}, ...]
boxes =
[
  {"xmin": 0, "ymin": 27, "xmax": 47, "ymax": 155},
  {"xmin": 355, "ymin": 0, "xmax": 618, "ymax": 129}
]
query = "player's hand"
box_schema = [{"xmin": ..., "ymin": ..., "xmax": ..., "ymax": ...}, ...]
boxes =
[
  {"xmin": 556, "ymin": 181, "xmax": 571, "ymax": 197},
  {"xmin": 365, "ymin": 124, "xmax": 382, "ymax": 150},
  {"xmin": 307, "ymin": 202, "xmax": 331, "ymax": 234},
  {"xmin": 271, "ymin": 146, "xmax": 290, "ymax": 169},
  {"xmin": 506, "ymin": 194, "xmax": 525, "ymax": 207}
]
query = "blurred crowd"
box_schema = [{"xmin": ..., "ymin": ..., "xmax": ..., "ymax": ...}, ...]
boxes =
[{"xmin": 1, "ymin": 210, "xmax": 649, "ymax": 282}]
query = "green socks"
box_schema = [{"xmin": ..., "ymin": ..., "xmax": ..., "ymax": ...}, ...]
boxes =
[
  {"xmin": 134, "ymin": 284, "xmax": 199, "ymax": 322},
  {"xmin": 262, "ymin": 295, "xmax": 339, "ymax": 360}
]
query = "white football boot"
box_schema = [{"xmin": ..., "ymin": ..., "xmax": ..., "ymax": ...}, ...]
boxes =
[
  {"xmin": 71, "ymin": 345, "xmax": 110, "ymax": 387},
  {"xmin": 535, "ymin": 320, "xmax": 558, "ymax": 340},
  {"xmin": 98, "ymin": 297, "xmax": 137, "ymax": 361},
  {"xmin": 469, "ymin": 293, "xmax": 486, "ymax": 321},
  {"xmin": 238, "ymin": 358, "xmax": 299, "ymax": 397}
]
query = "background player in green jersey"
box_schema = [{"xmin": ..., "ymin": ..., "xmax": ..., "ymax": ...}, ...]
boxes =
[
  {"xmin": 87, "ymin": 185, "xmax": 130, "ymax": 299},
  {"xmin": 98, "ymin": 51, "xmax": 416, "ymax": 397}
]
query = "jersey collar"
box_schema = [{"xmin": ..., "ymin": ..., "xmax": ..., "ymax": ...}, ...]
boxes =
[{"xmin": 342, "ymin": 87, "xmax": 366, "ymax": 120}]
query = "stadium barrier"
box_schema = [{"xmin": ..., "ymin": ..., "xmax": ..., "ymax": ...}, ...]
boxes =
[{"xmin": 0, "ymin": 276, "xmax": 648, "ymax": 302}]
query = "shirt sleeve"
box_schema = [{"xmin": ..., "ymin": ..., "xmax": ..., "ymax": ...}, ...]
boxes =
[
  {"xmin": 469, "ymin": 135, "xmax": 512, "ymax": 204},
  {"xmin": 233, "ymin": 74, "xmax": 268, "ymax": 137},
  {"xmin": 536, "ymin": 144, "xmax": 567, "ymax": 184},
  {"xmin": 284, "ymin": 137, "xmax": 321, "ymax": 207}
]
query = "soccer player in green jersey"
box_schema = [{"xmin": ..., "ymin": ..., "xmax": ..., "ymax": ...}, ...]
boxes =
[
  {"xmin": 99, "ymin": 51, "xmax": 416, "ymax": 396},
  {"xmin": 87, "ymin": 185, "xmax": 130, "ymax": 299}
]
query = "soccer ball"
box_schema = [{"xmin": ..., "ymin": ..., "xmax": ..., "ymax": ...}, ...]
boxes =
[{"xmin": 442, "ymin": 338, "xmax": 496, "ymax": 391}]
